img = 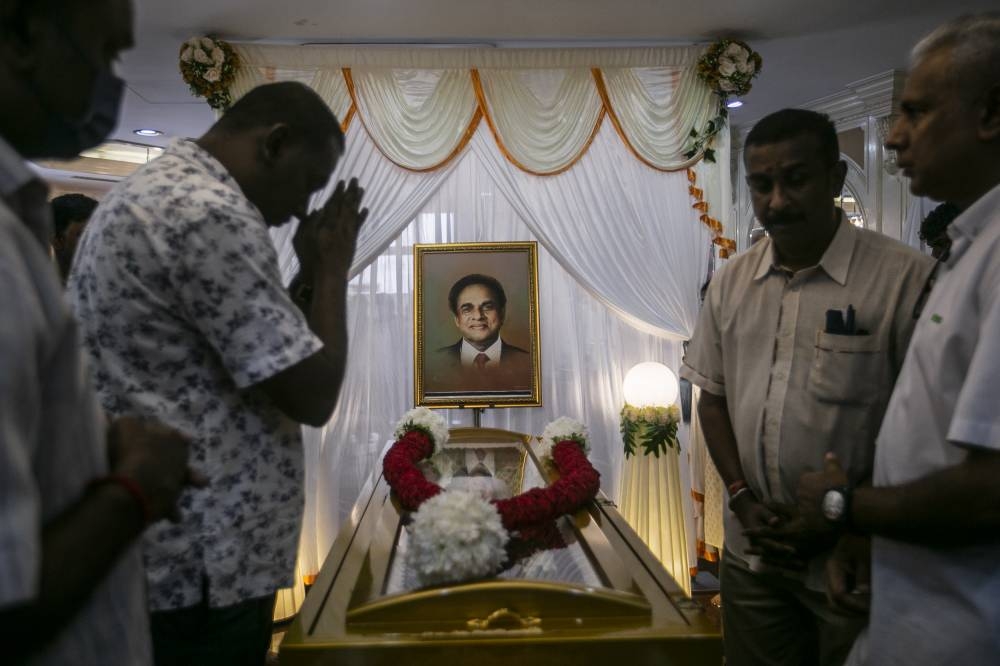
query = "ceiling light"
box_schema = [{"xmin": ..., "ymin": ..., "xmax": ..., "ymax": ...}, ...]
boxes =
[
  {"xmin": 133, "ymin": 128, "xmax": 163, "ymax": 137},
  {"xmin": 726, "ymin": 99, "xmax": 744, "ymax": 109}
]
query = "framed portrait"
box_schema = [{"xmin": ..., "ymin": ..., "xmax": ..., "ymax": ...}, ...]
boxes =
[{"xmin": 413, "ymin": 242, "xmax": 541, "ymax": 408}]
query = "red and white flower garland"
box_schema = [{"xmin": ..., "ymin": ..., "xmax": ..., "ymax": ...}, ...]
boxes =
[{"xmin": 382, "ymin": 410, "xmax": 600, "ymax": 585}]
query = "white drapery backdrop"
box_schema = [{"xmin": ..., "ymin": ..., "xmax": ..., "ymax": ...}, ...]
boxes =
[
  {"xmin": 279, "ymin": 121, "xmax": 709, "ymax": 580},
  {"xmin": 217, "ymin": 45, "xmax": 729, "ymax": 585}
]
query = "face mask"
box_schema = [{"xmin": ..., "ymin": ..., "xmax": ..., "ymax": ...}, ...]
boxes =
[
  {"xmin": 30, "ymin": 19, "xmax": 127, "ymax": 158},
  {"xmin": 38, "ymin": 65, "xmax": 125, "ymax": 159}
]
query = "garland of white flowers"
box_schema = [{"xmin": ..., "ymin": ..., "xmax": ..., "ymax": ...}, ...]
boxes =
[
  {"xmin": 684, "ymin": 39, "xmax": 763, "ymax": 163},
  {"xmin": 388, "ymin": 409, "xmax": 597, "ymax": 586},
  {"xmin": 178, "ymin": 36, "xmax": 240, "ymax": 111}
]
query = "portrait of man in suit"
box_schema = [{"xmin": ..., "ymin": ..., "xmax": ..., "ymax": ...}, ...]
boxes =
[
  {"xmin": 415, "ymin": 243, "xmax": 540, "ymax": 406},
  {"xmin": 430, "ymin": 273, "xmax": 532, "ymax": 390}
]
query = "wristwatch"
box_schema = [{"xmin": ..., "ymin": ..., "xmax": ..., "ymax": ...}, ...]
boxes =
[{"xmin": 821, "ymin": 485, "xmax": 852, "ymax": 524}]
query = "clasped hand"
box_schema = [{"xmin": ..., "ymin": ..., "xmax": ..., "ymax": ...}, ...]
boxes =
[
  {"xmin": 739, "ymin": 499, "xmax": 837, "ymax": 571},
  {"xmin": 293, "ymin": 177, "xmax": 369, "ymax": 279}
]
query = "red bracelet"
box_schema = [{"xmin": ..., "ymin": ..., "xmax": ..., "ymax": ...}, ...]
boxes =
[
  {"xmin": 727, "ymin": 479, "xmax": 748, "ymax": 496},
  {"xmin": 90, "ymin": 474, "xmax": 153, "ymax": 525}
]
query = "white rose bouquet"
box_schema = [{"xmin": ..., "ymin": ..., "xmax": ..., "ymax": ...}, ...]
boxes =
[{"xmin": 179, "ymin": 36, "xmax": 239, "ymax": 111}]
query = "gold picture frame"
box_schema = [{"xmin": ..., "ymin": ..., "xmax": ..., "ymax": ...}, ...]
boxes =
[{"xmin": 413, "ymin": 242, "xmax": 542, "ymax": 408}]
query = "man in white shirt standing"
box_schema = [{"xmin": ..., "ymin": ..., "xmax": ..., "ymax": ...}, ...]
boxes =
[{"xmin": 793, "ymin": 13, "xmax": 1000, "ymax": 665}]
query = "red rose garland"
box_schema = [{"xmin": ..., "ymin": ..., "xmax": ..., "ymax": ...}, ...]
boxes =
[{"xmin": 382, "ymin": 431, "xmax": 601, "ymax": 530}]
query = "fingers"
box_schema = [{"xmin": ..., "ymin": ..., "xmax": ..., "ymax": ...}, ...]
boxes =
[
  {"xmin": 831, "ymin": 590, "xmax": 870, "ymax": 614},
  {"xmin": 745, "ymin": 537, "xmax": 797, "ymax": 558},
  {"xmin": 826, "ymin": 559, "xmax": 850, "ymax": 600},
  {"xmin": 763, "ymin": 501, "xmax": 797, "ymax": 521}
]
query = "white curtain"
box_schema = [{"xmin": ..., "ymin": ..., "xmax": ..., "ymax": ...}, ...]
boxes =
[
  {"xmin": 280, "ymin": 126, "xmax": 709, "ymax": 577},
  {"xmin": 226, "ymin": 44, "xmax": 725, "ymax": 581}
]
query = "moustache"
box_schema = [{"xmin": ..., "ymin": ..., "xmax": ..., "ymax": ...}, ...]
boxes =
[{"xmin": 761, "ymin": 213, "xmax": 804, "ymax": 228}]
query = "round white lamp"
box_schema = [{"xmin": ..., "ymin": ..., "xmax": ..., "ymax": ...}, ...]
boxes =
[{"xmin": 623, "ymin": 362, "xmax": 679, "ymax": 407}]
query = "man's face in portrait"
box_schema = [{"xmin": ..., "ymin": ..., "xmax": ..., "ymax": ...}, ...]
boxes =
[{"xmin": 453, "ymin": 283, "xmax": 504, "ymax": 349}]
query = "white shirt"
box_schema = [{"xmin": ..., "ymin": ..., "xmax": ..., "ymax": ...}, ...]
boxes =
[
  {"xmin": 460, "ymin": 337, "xmax": 502, "ymax": 368},
  {"xmin": 868, "ymin": 183, "xmax": 1000, "ymax": 665},
  {"xmin": 68, "ymin": 139, "xmax": 323, "ymax": 610},
  {"xmin": 0, "ymin": 137, "xmax": 151, "ymax": 665}
]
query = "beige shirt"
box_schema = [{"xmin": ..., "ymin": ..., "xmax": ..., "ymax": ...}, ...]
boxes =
[{"xmin": 680, "ymin": 215, "xmax": 933, "ymax": 588}]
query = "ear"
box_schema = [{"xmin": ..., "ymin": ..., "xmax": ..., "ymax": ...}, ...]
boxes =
[
  {"xmin": 977, "ymin": 83, "xmax": 1000, "ymax": 142},
  {"xmin": 259, "ymin": 123, "xmax": 291, "ymax": 166},
  {"xmin": 830, "ymin": 159, "xmax": 848, "ymax": 197}
]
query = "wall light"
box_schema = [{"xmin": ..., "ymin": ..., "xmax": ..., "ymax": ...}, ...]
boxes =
[
  {"xmin": 133, "ymin": 128, "xmax": 163, "ymax": 137},
  {"xmin": 726, "ymin": 99, "xmax": 744, "ymax": 109}
]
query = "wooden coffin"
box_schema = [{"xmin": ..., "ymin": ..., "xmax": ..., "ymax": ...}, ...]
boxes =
[{"xmin": 279, "ymin": 427, "xmax": 722, "ymax": 665}]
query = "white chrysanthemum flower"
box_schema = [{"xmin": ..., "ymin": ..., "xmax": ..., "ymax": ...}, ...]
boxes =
[
  {"xmin": 211, "ymin": 47, "xmax": 225, "ymax": 64},
  {"xmin": 394, "ymin": 406, "xmax": 449, "ymax": 451},
  {"xmin": 737, "ymin": 59, "xmax": 754, "ymax": 75},
  {"xmin": 406, "ymin": 491, "xmax": 509, "ymax": 586},
  {"xmin": 447, "ymin": 475, "xmax": 512, "ymax": 501},
  {"xmin": 202, "ymin": 68, "xmax": 221, "ymax": 82},
  {"xmin": 180, "ymin": 47, "xmax": 193, "ymax": 63},
  {"xmin": 193, "ymin": 48, "xmax": 212, "ymax": 65},
  {"xmin": 718, "ymin": 58, "xmax": 737, "ymax": 77},
  {"xmin": 185, "ymin": 37, "xmax": 202, "ymax": 48},
  {"xmin": 719, "ymin": 79, "xmax": 737, "ymax": 92},
  {"xmin": 724, "ymin": 42, "xmax": 748, "ymax": 60},
  {"xmin": 200, "ymin": 37, "xmax": 216, "ymax": 50},
  {"xmin": 538, "ymin": 416, "xmax": 589, "ymax": 460}
]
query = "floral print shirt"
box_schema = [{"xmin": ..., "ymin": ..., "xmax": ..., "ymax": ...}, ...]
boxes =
[{"xmin": 68, "ymin": 139, "xmax": 322, "ymax": 610}]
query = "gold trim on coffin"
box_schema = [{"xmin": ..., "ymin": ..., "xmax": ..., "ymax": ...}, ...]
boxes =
[{"xmin": 279, "ymin": 428, "xmax": 721, "ymax": 665}]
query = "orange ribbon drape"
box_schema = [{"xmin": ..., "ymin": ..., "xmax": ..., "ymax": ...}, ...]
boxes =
[{"xmin": 687, "ymin": 168, "xmax": 735, "ymax": 259}]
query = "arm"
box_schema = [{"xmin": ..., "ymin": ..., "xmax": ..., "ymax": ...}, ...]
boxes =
[
  {"xmin": 797, "ymin": 449, "xmax": 1000, "ymax": 547},
  {"xmin": 852, "ymin": 447, "xmax": 1000, "ymax": 545},
  {"xmin": 698, "ymin": 391, "xmax": 784, "ymax": 542},
  {"xmin": 0, "ymin": 418, "xmax": 196, "ymax": 660},
  {"xmin": 698, "ymin": 390, "xmax": 747, "ymax": 491},
  {"xmin": 257, "ymin": 179, "xmax": 368, "ymax": 427}
]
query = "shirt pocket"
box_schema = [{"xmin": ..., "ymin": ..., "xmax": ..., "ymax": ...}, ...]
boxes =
[{"xmin": 809, "ymin": 330, "xmax": 883, "ymax": 405}]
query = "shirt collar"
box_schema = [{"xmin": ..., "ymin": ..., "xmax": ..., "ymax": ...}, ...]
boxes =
[
  {"xmin": 0, "ymin": 135, "xmax": 38, "ymax": 200},
  {"xmin": 460, "ymin": 337, "xmax": 503, "ymax": 365},
  {"xmin": 944, "ymin": 182, "xmax": 1000, "ymax": 266},
  {"xmin": 752, "ymin": 210, "xmax": 856, "ymax": 286},
  {"xmin": 0, "ymin": 135, "xmax": 52, "ymax": 246},
  {"xmin": 163, "ymin": 138, "xmax": 239, "ymax": 190}
]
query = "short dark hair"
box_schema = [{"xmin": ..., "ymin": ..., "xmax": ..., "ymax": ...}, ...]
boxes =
[
  {"xmin": 448, "ymin": 274, "xmax": 507, "ymax": 315},
  {"xmin": 919, "ymin": 202, "xmax": 961, "ymax": 243},
  {"xmin": 212, "ymin": 81, "xmax": 343, "ymax": 149},
  {"xmin": 51, "ymin": 193, "xmax": 98, "ymax": 237},
  {"xmin": 744, "ymin": 109, "xmax": 840, "ymax": 167}
]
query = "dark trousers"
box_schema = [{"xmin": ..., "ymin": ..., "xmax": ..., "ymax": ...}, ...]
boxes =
[
  {"xmin": 151, "ymin": 591, "xmax": 277, "ymax": 666},
  {"xmin": 721, "ymin": 552, "xmax": 866, "ymax": 666}
]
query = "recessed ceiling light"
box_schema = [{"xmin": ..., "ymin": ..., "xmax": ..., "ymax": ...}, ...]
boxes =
[
  {"xmin": 726, "ymin": 99, "xmax": 744, "ymax": 109},
  {"xmin": 133, "ymin": 128, "xmax": 163, "ymax": 137}
]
